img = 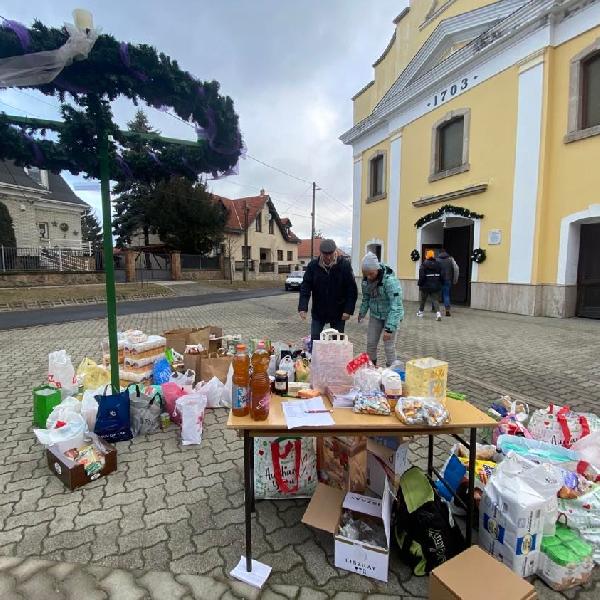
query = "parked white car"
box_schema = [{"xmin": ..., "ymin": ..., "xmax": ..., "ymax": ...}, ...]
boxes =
[{"xmin": 285, "ymin": 270, "xmax": 304, "ymax": 291}]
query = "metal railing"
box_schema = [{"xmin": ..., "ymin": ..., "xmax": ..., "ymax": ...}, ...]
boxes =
[
  {"xmin": 259, "ymin": 262, "xmax": 275, "ymax": 273},
  {"xmin": 278, "ymin": 264, "xmax": 291, "ymax": 274},
  {"xmin": 0, "ymin": 246, "xmax": 100, "ymax": 272},
  {"xmin": 235, "ymin": 260, "xmax": 255, "ymax": 272},
  {"xmin": 181, "ymin": 254, "xmax": 220, "ymax": 270}
]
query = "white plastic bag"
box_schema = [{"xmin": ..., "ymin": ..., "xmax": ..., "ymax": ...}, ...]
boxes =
[
  {"xmin": 33, "ymin": 404, "xmax": 87, "ymax": 453},
  {"xmin": 81, "ymin": 390, "xmax": 99, "ymax": 431},
  {"xmin": 170, "ymin": 369, "xmax": 196, "ymax": 387},
  {"xmin": 48, "ymin": 350, "xmax": 77, "ymax": 394},
  {"xmin": 220, "ymin": 364, "xmax": 233, "ymax": 408},
  {"xmin": 571, "ymin": 431, "xmax": 600, "ymax": 470},
  {"xmin": 176, "ymin": 393, "xmax": 207, "ymax": 446},
  {"xmin": 197, "ymin": 376, "xmax": 226, "ymax": 408}
]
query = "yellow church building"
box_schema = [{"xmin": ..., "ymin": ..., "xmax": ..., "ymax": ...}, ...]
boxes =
[{"xmin": 342, "ymin": 0, "xmax": 600, "ymax": 318}]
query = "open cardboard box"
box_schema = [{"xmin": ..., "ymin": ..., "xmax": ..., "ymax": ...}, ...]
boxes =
[
  {"xmin": 429, "ymin": 546, "xmax": 537, "ymax": 600},
  {"xmin": 302, "ymin": 478, "xmax": 393, "ymax": 582},
  {"xmin": 366, "ymin": 438, "xmax": 410, "ymax": 497}
]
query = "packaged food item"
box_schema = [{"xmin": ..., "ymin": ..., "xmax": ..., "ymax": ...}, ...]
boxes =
[
  {"xmin": 381, "ymin": 369, "xmax": 402, "ymax": 409},
  {"xmin": 404, "ymin": 357, "xmax": 448, "ymax": 400},
  {"xmin": 297, "ymin": 388, "xmax": 321, "ymax": 399},
  {"xmin": 232, "ymin": 344, "xmax": 249, "ymax": 417},
  {"xmin": 274, "ymin": 370, "xmax": 289, "ymax": 395},
  {"xmin": 353, "ymin": 366, "xmax": 382, "ymax": 393},
  {"xmin": 353, "ymin": 391, "xmax": 390, "ymax": 416},
  {"xmin": 395, "ymin": 397, "xmax": 449, "ymax": 426}
]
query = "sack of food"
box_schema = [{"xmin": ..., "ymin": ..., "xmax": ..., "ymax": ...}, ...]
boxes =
[
  {"xmin": 353, "ymin": 391, "xmax": 390, "ymax": 416},
  {"xmin": 395, "ymin": 397, "xmax": 449, "ymax": 426}
]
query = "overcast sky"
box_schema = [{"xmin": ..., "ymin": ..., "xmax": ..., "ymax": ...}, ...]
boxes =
[{"xmin": 0, "ymin": 1, "xmax": 407, "ymax": 249}]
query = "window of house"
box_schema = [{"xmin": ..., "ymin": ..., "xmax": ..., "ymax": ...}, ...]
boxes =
[
  {"xmin": 242, "ymin": 246, "xmax": 251, "ymax": 260},
  {"xmin": 277, "ymin": 250, "xmax": 283, "ymax": 261},
  {"xmin": 438, "ymin": 117, "xmax": 464, "ymax": 172},
  {"xmin": 255, "ymin": 212, "xmax": 262, "ymax": 233},
  {"xmin": 38, "ymin": 222, "xmax": 49, "ymax": 239},
  {"xmin": 582, "ymin": 52, "xmax": 600, "ymax": 129},
  {"xmin": 287, "ymin": 251, "xmax": 293, "ymax": 261},
  {"xmin": 268, "ymin": 217, "xmax": 274, "ymax": 234},
  {"xmin": 369, "ymin": 154, "xmax": 384, "ymax": 198}
]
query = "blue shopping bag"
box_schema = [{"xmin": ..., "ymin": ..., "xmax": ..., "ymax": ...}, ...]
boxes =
[{"xmin": 94, "ymin": 385, "xmax": 132, "ymax": 442}]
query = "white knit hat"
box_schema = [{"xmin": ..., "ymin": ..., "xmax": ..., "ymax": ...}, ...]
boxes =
[{"xmin": 361, "ymin": 252, "xmax": 380, "ymax": 271}]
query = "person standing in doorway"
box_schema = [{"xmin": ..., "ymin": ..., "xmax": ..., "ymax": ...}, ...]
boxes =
[
  {"xmin": 298, "ymin": 239, "xmax": 358, "ymax": 340},
  {"xmin": 358, "ymin": 252, "xmax": 404, "ymax": 366},
  {"xmin": 436, "ymin": 249, "xmax": 459, "ymax": 316},
  {"xmin": 417, "ymin": 250, "xmax": 443, "ymax": 321}
]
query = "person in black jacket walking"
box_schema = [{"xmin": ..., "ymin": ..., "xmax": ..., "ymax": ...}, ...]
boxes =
[
  {"xmin": 298, "ymin": 239, "xmax": 358, "ymax": 340},
  {"xmin": 417, "ymin": 250, "xmax": 443, "ymax": 321}
]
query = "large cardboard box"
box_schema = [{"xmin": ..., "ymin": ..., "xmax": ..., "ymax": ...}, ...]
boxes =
[
  {"xmin": 317, "ymin": 436, "xmax": 367, "ymax": 492},
  {"xmin": 164, "ymin": 327, "xmax": 222, "ymax": 355},
  {"xmin": 302, "ymin": 479, "xmax": 392, "ymax": 582},
  {"xmin": 366, "ymin": 438, "xmax": 410, "ymax": 497},
  {"xmin": 429, "ymin": 546, "xmax": 537, "ymax": 600},
  {"xmin": 46, "ymin": 434, "xmax": 117, "ymax": 491}
]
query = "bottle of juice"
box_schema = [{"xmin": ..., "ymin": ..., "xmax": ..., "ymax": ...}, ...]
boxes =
[
  {"xmin": 250, "ymin": 341, "xmax": 271, "ymax": 421},
  {"xmin": 232, "ymin": 344, "xmax": 250, "ymax": 417}
]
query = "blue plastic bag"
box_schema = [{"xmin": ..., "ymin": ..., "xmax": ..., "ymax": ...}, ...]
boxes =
[
  {"xmin": 153, "ymin": 358, "xmax": 171, "ymax": 385},
  {"xmin": 94, "ymin": 386, "xmax": 132, "ymax": 442},
  {"xmin": 435, "ymin": 454, "xmax": 466, "ymax": 501}
]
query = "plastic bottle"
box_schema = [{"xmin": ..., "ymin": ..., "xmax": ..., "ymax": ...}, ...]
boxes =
[
  {"xmin": 232, "ymin": 344, "xmax": 250, "ymax": 417},
  {"xmin": 250, "ymin": 341, "xmax": 271, "ymax": 421}
]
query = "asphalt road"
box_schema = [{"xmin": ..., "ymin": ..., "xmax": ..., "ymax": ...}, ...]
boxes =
[{"xmin": 0, "ymin": 288, "xmax": 287, "ymax": 330}]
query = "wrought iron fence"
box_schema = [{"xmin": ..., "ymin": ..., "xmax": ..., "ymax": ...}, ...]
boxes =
[
  {"xmin": 259, "ymin": 262, "xmax": 275, "ymax": 273},
  {"xmin": 278, "ymin": 264, "xmax": 291, "ymax": 274},
  {"xmin": 0, "ymin": 246, "xmax": 101, "ymax": 272},
  {"xmin": 181, "ymin": 254, "xmax": 221, "ymax": 270},
  {"xmin": 235, "ymin": 260, "xmax": 255, "ymax": 272}
]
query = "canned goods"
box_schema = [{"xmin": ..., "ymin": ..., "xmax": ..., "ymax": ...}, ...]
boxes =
[{"xmin": 274, "ymin": 370, "xmax": 288, "ymax": 395}]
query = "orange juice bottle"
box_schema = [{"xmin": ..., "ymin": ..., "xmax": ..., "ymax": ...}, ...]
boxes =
[
  {"xmin": 250, "ymin": 341, "xmax": 271, "ymax": 421},
  {"xmin": 232, "ymin": 344, "xmax": 250, "ymax": 417}
]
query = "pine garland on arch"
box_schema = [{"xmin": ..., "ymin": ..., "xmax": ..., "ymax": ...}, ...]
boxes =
[
  {"xmin": 0, "ymin": 19, "xmax": 243, "ymax": 182},
  {"xmin": 414, "ymin": 204, "xmax": 484, "ymax": 229}
]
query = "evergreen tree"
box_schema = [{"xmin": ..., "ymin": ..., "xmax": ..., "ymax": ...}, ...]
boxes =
[
  {"xmin": 81, "ymin": 206, "xmax": 102, "ymax": 248},
  {"xmin": 0, "ymin": 201, "xmax": 16, "ymax": 247},
  {"xmin": 112, "ymin": 110, "xmax": 158, "ymax": 247},
  {"xmin": 149, "ymin": 177, "xmax": 225, "ymax": 254}
]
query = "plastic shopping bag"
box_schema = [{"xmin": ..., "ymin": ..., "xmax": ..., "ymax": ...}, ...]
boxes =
[
  {"xmin": 81, "ymin": 388, "xmax": 99, "ymax": 431},
  {"xmin": 48, "ymin": 350, "xmax": 77, "ymax": 394},
  {"xmin": 279, "ymin": 355, "xmax": 295, "ymax": 383},
  {"xmin": 220, "ymin": 364, "xmax": 233, "ymax": 408},
  {"xmin": 175, "ymin": 393, "xmax": 208, "ymax": 446},
  {"xmin": 33, "ymin": 400, "xmax": 87, "ymax": 453},
  {"xmin": 197, "ymin": 377, "xmax": 226, "ymax": 408},
  {"xmin": 161, "ymin": 382, "xmax": 188, "ymax": 424},
  {"xmin": 94, "ymin": 386, "xmax": 132, "ymax": 442},
  {"xmin": 254, "ymin": 437, "xmax": 317, "ymax": 499},
  {"xmin": 294, "ymin": 358, "xmax": 310, "ymax": 383},
  {"xmin": 76, "ymin": 357, "xmax": 110, "ymax": 390},
  {"xmin": 571, "ymin": 431, "xmax": 600, "ymax": 470},
  {"xmin": 130, "ymin": 386, "xmax": 163, "ymax": 436},
  {"xmin": 153, "ymin": 357, "xmax": 171, "ymax": 385},
  {"xmin": 170, "ymin": 369, "xmax": 195, "ymax": 387}
]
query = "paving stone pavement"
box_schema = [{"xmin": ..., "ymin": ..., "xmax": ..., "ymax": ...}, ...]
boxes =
[{"xmin": 0, "ymin": 294, "xmax": 599, "ymax": 599}]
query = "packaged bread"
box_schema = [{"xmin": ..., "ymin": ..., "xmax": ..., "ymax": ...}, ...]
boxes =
[{"xmin": 395, "ymin": 396, "xmax": 449, "ymax": 427}]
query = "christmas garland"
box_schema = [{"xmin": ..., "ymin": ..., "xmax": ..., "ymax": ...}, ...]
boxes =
[
  {"xmin": 0, "ymin": 20, "xmax": 242, "ymax": 182},
  {"xmin": 414, "ymin": 204, "xmax": 484, "ymax": 229},
  {"xmin": 410, "ymin": 249, "xmax": 420, "ymax": 262},
  {"xmin": 471, "ymin": 248, "xmax": 487, "ymax": 264}
]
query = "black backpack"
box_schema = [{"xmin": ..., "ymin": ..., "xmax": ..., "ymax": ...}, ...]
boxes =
[{"xmin": 392, "ymin": 467, "xmax": 466, "ymax": 576}]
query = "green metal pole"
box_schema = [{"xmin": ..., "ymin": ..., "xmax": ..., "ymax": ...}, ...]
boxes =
[{"xmin": 99, "ymin": 129, "xmax": 120, "ymax": 389}]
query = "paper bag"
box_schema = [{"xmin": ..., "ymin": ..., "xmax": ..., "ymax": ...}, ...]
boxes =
[
  {"xmin": 187, "ymin": 326, "xmax": 223, "ymax": 354},
  {"xmin": 199, "ymin": 353, "xmax": 232, "ymax": 384}
]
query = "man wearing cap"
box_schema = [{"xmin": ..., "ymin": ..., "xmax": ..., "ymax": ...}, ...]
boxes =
[{"xmin": 298, "ymin": 239, "xmax": 358, "ymax": 340}]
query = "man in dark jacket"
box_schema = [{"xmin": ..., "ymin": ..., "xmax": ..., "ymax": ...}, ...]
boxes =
[
  {"xmin": 417, "ymin": 250, "xmax": 443, "ymax": 321},
  {"xmin": 298, "ymin": 239, "xmax": 358, "ymax": 340},
  {"xmin": 436, "ymin": 249, "xmax": 459, "ymax": 316}
]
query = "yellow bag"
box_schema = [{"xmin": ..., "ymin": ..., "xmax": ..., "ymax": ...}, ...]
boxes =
[
  {"xmin": 295, "ymin": 358, "xmax": 310, "ymax": 383},
  {"xmin": 76, "ymin": 357, "xmax": 110, "ymax": 390}
]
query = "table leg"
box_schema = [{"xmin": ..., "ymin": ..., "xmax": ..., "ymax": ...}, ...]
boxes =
[
  {"xmin": 244, "ymin": 430, "xmax": 252, "ymax": 571},
  {"xmin": 250, "ymin": 435, "xmax": 256, "ymax": 514},
  {"xmin": 466, "ymin": 427, "xmax": 477, "ymax": 546},
  {"xmin": 427, "ymin": 435, "xmax": 434, "ymax": 477}
]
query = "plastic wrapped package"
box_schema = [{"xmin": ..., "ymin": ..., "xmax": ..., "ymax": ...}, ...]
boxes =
[
  {"xmin": 353, "ymin": 391, "xmax": 390, "ymax": 416},
  {"xmin": 124, "ymin": 334, "xmax": 167, "ymax": 358},
  {"xmin": 395, "ymin": 397, "xmax": 449, "ymax": 426},
  {"xmin": 338, "ymin": 510, "xmax": 387, "ymax": 549},
  {"xmin": 353, "ymin": 366, "xmax": 382, "ymax": 393},
  {"xmin": 124, "ymin": 353, "xmax": 166, "ymax": 369}
]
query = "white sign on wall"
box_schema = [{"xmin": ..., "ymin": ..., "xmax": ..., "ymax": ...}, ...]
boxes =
[{"xmin": 488, "ymin": 229, "xmax": 502, "ymax": 245}]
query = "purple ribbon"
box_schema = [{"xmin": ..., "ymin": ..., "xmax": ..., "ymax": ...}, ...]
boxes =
[
  {"xmin": 2, "ymin": 19, "xmax": 30, "ymax": 51},
  {"xmin": 115, "ymin": 155, "xmax": 133, "ymax": 179},
  {"xmin": 119, "ymin": 42, "xmax": 149, "ymax": 82}
]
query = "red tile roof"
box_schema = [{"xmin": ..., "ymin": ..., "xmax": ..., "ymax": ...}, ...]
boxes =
[
  {"xmin": 298, "ymin": 238, "xmax": 348, "ymax": 258},
  {"xmin": 213, "ymin": 193, "xmax": 300, "ymax": 244}
]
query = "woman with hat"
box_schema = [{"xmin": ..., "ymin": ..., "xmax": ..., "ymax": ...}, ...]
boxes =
[{"xmin": 358, "ymin": 252, "xmax": 404, "ymax": 367}]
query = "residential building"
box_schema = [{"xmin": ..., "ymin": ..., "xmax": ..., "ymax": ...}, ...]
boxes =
[
  {"xmin": 342, "ymin": 0, "xmax": 600, "ymax": 318},
  {"xmin": 298, "ymin": 237, "xmax": 350, "ymax": 268},
  {"xmin": 217, "ymin": 190, "xmax": 301, "ymax": 274},
  {"xmin": 0, "ymin": 160, "xmax": 89, "ymax": 249}
]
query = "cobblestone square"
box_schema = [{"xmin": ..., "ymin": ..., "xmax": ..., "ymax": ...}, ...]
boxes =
[{"xmin": 0, "ymin": 294, "xmax": 598, "ymax": 599}]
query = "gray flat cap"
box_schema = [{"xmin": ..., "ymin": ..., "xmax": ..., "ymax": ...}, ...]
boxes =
[{"xmin": 320, "ymin": 239, "xmax": 336, "ymax": 253}]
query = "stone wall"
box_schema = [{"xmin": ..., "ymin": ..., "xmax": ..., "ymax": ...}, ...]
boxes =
[
  {"xmin": 0, "ymin": 271, "xmax": 105, "ymax": 288},
  {"xmin": 181, "ymin": 270, "xmax": 225, "ymax": 281}
]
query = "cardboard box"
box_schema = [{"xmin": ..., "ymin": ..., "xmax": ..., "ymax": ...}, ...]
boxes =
[
  {"xmin": 405, "ymin": 357, "xmax": 448, "ymax": 399},
  {"xmin": 46, "ymin": 434, "xmax": 117, "ymax": 491},
  {"xmin": 164, "ymin": 327, "xmax": 222, "ymax": 355},
  {"xmin": 429, "ymin": 546, "xmax": 537, "ymax": 600},
  {"xmin": 366, "ymin": 438, "xmax": 410, "ymax": 497},
  {"xmin": 317, "ymin": 436, "xmax": 367, "ymax": 492},
  {"xmin": 302, "ymin": 479, "xmax": 392, "ymax": 582}
]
